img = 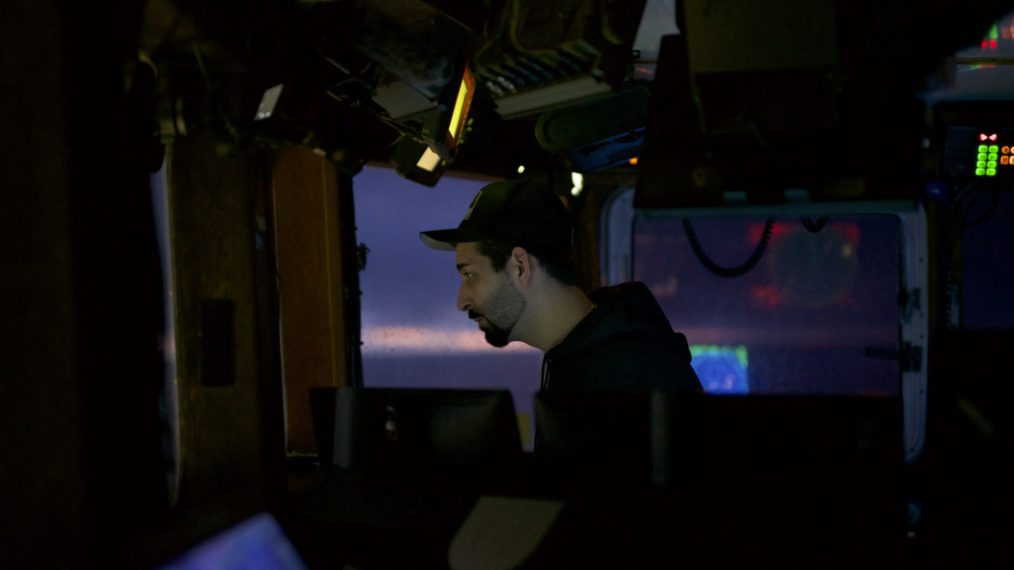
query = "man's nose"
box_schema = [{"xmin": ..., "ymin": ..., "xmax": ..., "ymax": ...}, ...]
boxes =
[{"xmin": 457, "ymin": 284, "xmax": 472, "ymax": 312}]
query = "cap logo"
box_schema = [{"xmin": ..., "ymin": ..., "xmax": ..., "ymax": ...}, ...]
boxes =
[{"xmin": 462, "ymin": 190, "xmax": 483, "ymax": 221}]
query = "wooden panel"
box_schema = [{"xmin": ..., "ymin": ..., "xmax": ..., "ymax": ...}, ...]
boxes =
[
  {"xmin": 271, "ymin": 146, "xmax": 350, "ymax": 454},
  {"xmin": 166, "ymin": 133, "xmax": 274, "ymax": 521}
]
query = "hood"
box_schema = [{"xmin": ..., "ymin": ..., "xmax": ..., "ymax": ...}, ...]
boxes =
[{"xmin": 547, "ymin": 281, "xmax": 677, "ymax": 359}]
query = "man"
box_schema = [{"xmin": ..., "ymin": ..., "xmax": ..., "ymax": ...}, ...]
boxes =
[{"xmin": 420, "ymin": 176, "xmax": 701, "ymax": 394}]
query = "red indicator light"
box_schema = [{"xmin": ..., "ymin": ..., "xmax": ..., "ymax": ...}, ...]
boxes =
[
  {"xmin": 980, "ymin": 133, "xmax": 989, "ymax": 141},
  {"xmin": 990, "ymin": 133, "xmax": 999, "ymax": 141}
]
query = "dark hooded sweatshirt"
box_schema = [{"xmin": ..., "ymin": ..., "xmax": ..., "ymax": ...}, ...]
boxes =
[{"xmin": 541, "ymin": 282, "xmax": 702, "ymax": 393}]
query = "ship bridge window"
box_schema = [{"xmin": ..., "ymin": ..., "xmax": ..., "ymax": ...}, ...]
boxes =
[{"xmin": 603, "ymin": 188, "xmax": 928, "ymax": 462}]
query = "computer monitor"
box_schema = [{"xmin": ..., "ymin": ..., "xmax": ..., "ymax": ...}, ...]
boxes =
[
  {"xmin": 310, "ymin": 387, "xmax": 524, "ymax": 493},
  {"xmin": 533, "ymin": 390, "xmax": 665, "ymax": 498},
  {"xmin": 535, "ymin": 391, "xmax": 903, "ymax": 487},
  {"xmin": 533, "ymin": 391, "xmax": 907, "ymax": 564},
  {"xmin": 158, "ymin": 513, "xmax": 308, "ymax": 570},
  {"xmin": 681, "ymin": 394, "xmax": 907, "ymax": 563}
]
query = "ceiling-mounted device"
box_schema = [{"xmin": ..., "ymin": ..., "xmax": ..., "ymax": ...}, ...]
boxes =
[
  {"xmin": 471, "ymin": 0, "xmax": 647, "ymax": 119},
  {"xmin": 423, "ymin": 62, "xmax": 476, "ymax": 161},
  {"xmin": 535, "ymin": 83, "xmax": 650, "ymax": 173}
]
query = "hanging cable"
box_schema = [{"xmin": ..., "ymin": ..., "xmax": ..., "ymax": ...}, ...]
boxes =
[{"xmin": 682, "ymin": 217, "xmax": 776, "ymax": 278}]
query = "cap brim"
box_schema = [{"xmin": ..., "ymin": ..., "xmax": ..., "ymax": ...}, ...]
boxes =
[{"xmin": 419, "ymin": 228, "xmax": 492, "ymax": 251}]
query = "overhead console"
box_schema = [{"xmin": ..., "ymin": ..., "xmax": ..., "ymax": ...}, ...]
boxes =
[
  {"xmin": 635, "ymin": 0, "xmax": 1012, "ymax": 209},
  {"xmin": 140, "ymin": 0, "xmax": 647, "ymax": 186}
]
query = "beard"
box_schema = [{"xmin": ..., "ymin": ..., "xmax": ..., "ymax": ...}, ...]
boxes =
[
  {"xmin": 481, "ymin": 320, "xmax": 512, "ymax": 348},
  {"xmin": 469, "ymin": 275, "xmax": 526, "ymax": 348}
]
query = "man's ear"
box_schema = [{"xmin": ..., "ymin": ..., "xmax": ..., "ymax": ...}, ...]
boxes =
[{"xmin": 510, "ymin": 246, "xmax": 534, "ymax": 287}]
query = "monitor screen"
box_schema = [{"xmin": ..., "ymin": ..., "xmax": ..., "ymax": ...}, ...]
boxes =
[
  {"xmin": 158, "ymin": 513, "xmax": 308, "ymax": 570},
  {"xmin": 444, "ymin": 62, "xmax": 475, "ymax": 153},
  {"xmin": 310, "ymin": 387, "xmax": 524, "ymax": 493},
  {"xmin": 420, "ymin": 62, "xmax": 476, "ymax": 162}
]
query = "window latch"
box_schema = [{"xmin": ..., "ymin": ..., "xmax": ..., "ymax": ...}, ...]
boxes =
[{"xmin": 899, "ymin": 288, "xmax": 922, "ymax": 323}]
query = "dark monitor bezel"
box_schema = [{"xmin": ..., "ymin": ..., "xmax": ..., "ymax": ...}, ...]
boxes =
[{"xmin": 310, "ymin": 386, "xmax": 524, "ymax": 492}]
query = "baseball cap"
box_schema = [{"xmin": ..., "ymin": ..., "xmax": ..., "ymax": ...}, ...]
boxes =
[{"xmin": 419, "ymin": 177, "xmax": 573, "ymax": 251}]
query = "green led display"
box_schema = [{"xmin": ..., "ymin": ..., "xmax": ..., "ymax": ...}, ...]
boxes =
[{"xmin": 973, "ymin": 138, "xmax": 1006, "ymax": 177}]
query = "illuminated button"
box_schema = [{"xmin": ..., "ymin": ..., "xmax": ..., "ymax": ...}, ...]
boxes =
[
  {"xmin": 1002, "ymin": 156, "xmax": 1010, "ymax": 165},
  {"xmin": 987, "ymin": 168, "xmax": 997, "ymax": 176},
  {"xmin": 988, "ymin": 160, "xmax": 998, "ymax": 168},
  {"xmin": 978, "ymin": 144, "xmax": 988, "ymax": 152},
  {"xmin": 977, "ymin": 160, "xmax": 986, "ymax": 168},
  {"xmin": 976, "ymin": 167, "xmax": 986, "ymax": 176},
  {"xmin": 1003, "ymin": 146, "xmax": 1011, "ymax": 154},
  {"xmin": 978, "ymin": 154, "xmax": 987, "ymax": 162},
  {"xmin": 990, "ymin": 145, "xmax": 1000, "ymax": 152},
  {"xmin": 990, "ymin": 153, "xmax": 998, "ymax": 160}
]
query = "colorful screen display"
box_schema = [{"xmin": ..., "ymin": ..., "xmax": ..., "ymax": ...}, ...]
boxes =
[{"xmin": 445, "ymin": 63, "xmax": 475, "ymax": 152}]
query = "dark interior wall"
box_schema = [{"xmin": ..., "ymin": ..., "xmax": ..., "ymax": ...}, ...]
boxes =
[
  {"xmin": 923, "ymin": 329, "xmax": 1014, "ymax": 566},
  {"xmin": 0, "ymin": 0, "xmax": 175, "ymax": 567},
  {"xmin": 917, "ymin": 198, "xmax": 1014, "ymax": 566},
  {"xmin": 0, "ymin": 1, "xmax": 91, "ymax": 567},
  {"xmin": 0, "ymin": 0, "xmax": 288, "ymax": 561}
]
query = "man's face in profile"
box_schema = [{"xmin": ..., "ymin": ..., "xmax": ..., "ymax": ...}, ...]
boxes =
[{"xmin": 454, "ymin": 242, "xmax": 526, "ymax": 347}]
